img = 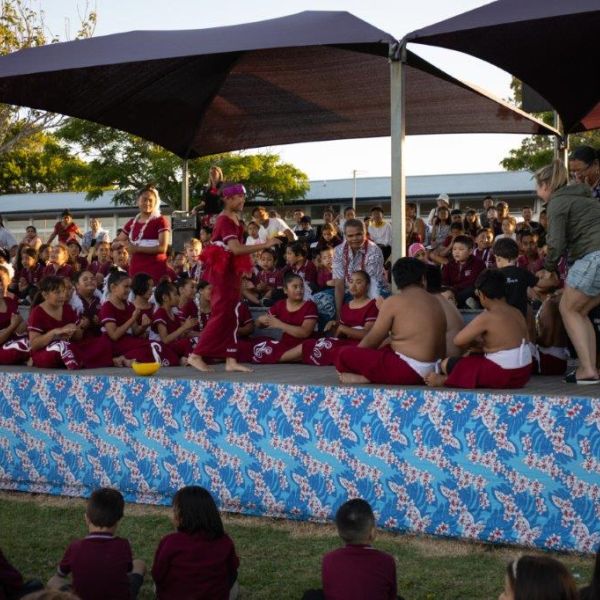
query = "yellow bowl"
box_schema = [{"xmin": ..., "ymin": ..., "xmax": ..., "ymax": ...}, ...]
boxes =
[{"xmin": 131, "ymin": 361, "xmax": 161, "ymax": 376}]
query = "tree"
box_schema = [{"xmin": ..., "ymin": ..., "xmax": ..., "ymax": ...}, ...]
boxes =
[
  {"xmin": 0, "ymin": 0, "xmax": 96, "ymax": 155},
  {"xmin": 57, "ymin": 119, "xmax": 311, "ymax": 209},
  {"xmin": 502, "ymin": 78, "xmax": 600, "ymax": 171}
]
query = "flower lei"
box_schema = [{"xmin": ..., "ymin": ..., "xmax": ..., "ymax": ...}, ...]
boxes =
[
  {"xmin": 128, "ymin": 214, "xmax": 154, "ymax": 244},
  {"xmin": 343, "ymin": 239, "xmax": 368, "ymax": 284}
]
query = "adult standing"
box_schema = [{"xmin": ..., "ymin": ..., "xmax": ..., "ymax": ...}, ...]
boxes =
[
  {"xmin": 479, "ymin": 195, "xmax": 495, "ymax": 228},
  {"xmin": 115, "ymin": 185, "xmax": 170, "ymax": 283},
  {"xmin": 0, "ymin": 215, "xmax": 17, "ymax": 251},
  {"xmin": 515, "ymin": 206, "xmax": 541, "ymax": 234},
  {"xmin": 47, "ymin": 209, "xmax": 82, "ymax": 245},
  {"xmin": 536, "ymin": 160, "xmax": 600, "ymax": 384},
  {"xmin": 82, "ymin": 217, "xmax": 111, "ymax": 253},
  {"xmin": 193, "ymin": 165, "xmax": 223, "ymax": 235},
  {"xmin": 21, "ymin": 225, "xmax": 42, "ymax": 251},
  {"xmin": 569, "ymin": 145, "xmax": 600, "ymax": 200},
  {"xmin": 313, "ymin": 219, "xmax": 387, "ymax": 328},
  {"xmin": 426, "ymin": 193, "xmax": 450, "ymax": 227}
]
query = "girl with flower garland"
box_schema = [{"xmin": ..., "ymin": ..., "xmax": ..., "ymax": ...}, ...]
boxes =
[{"xmin": 115, "ymin": 185, "xmax": 170, "ymax": 282}]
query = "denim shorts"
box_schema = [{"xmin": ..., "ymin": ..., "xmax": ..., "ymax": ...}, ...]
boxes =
[{"xmin": 566, "ymin": 250, "xmax": 600, "ymax": 296}]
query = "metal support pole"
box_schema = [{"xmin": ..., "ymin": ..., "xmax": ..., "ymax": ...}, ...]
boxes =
[
  {"xmin": 181, "ymin": 158, "xmax": 190, "ymax": 213},
  {"xmin": 390, "ymin": 42, "xmax": 407, "ymax": 271}
]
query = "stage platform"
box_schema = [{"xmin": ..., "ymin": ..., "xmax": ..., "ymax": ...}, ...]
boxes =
[{"xmin": 0, "ymin": 365, "xmax": 599, "ymax": 554}]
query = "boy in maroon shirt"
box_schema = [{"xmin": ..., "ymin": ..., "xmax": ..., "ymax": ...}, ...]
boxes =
[
  {"xmin": 282, "ymin": 242, "xmax": 318, "ymax": 293},
  {"xmin": 48, "ymin": 488, "xmax": 145, "ymax": 600},
  {"xmin": 302, "ymin": 499, "xmax": 400, "ymax": 600},
  {"xmin": 441, "ymin": 235, "xmax": 485, "ymax": 308},
  {"xmin": 516, "ymin": 229, "xmax": 544, "ymax": 274}
]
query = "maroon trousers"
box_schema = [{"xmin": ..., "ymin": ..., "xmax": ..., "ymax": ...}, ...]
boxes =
[
  {"xmin": 32, "ymin": 336, "xmax": 113, "ymax": 370},
  {"xmin": 445, "ymin": 355, "xmax": 532, "ymax": 389},
  {"xmin": 302, "ymin": 337, "xmax": 358, "ymax": 367},
  {"xmin": 0, "ymin": 337, "xmax": 29, "ymax": 365}
]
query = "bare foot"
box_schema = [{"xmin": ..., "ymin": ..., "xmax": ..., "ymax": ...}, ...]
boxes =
[
  {"xmin": 337, "ymin": 371, "xmax": 370, "ymax": 384},
  {"xmin": 26, "ymin": 357, "xmax": 33, "ymax": 367},
  {"xmin": 225, "ymin": 358, "xmax": 253, "ymax": 373},
  {"xmin": 180, "ymin": 356, "xmax": 189, "ymax": 366},
  {"xmin": 187, "ymin": 354, "xmax": 215, "ymax": 373},
  {"xmin": 113, "ymin": 356, "xmax": 132, "ymax": 368},
  {"xmin": 424, "ymin": 372, "xmax": 447, "ymax": 387}
]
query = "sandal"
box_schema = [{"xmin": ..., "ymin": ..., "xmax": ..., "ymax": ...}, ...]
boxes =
[{"xmin": 563, "ymin": 371, "xmax": 600, "ymax": 384}]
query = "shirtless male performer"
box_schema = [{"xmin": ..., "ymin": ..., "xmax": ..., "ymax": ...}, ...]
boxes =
[
  {"xmin": 424, "ymin": 269, "xmax": 532, "ymax": 389},
  {"xmin": 335, "ymin": 257, "xmax": 447, "ymax": 385}
]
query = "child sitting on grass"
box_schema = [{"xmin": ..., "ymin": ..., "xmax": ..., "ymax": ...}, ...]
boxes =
[
  {"xmin": 48, "ymin": 487, "xmax": 145, "ymax": 600},
  {"xmin": 152, "ymin": 486, "xmax": 239, "ymax": 600},
  {"xmin": 302, "ymin": 498, "xmax": 401, "ymax": 600}
]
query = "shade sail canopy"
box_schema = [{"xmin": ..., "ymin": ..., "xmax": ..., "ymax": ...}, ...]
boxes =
[
  {"xmin": 0, "ymin": 10, "xmax": 556, "ymax": 158},
  {"xmin": 406, "ymin": 0, "xmax": 600, "ymax": 133}
]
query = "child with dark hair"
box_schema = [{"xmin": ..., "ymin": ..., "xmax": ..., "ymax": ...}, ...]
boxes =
[
  {"xmin": 283, "ymin": 242, "xmax": 318, "ymax": 293},
  {"xmin": 493, "ymin": 237, "xmax": 538, "ymax": 318},
  {"xmin": 131, "ymin": 272, "xmax": 155, "ymax": 327},
  {"xmin": 237, "ymin": 272, "xmax": 318, "ymax": 364},
  {"xmin": 176, "ymin": 277, "xmax": 199, "ymax": 321},
  {"xmin": 72, "ymin": 270, "xmax": 103, "ymax": 338},
  {"xmin": 66, "ymin": 239, "xmax": 88, "ymax": 273},
  {"xmin": 316, "ymin": 247, "xmax": 334, "ymax": 292},
  {"xmin": 48, "ymin": 488, "xmax": 145, "ymax": 600},
  {"xmin": 500, "ymin": 555, "xmax": 578, "ymax": 600},
  {"xmin": 89, "ymin": 240, "xmax": 113, "ymax": 284},
  {"xmin": 473, "ymin": 228, "xmax": 496, "ymax": 269},
  {"xmin": 425, "ymin": 270, "xmax": 532, "ymax": 389},
  {"xmin": 43, "ymin": 245, "xmax": 73, "ymax": 279},
  {"xmin": 14, "ymin": 246, "xmax": 42, "ymax": 303},
  {"xmin": 580, "ymin": 545, "xmax": 600, "ymax": 600},
  {"xmin": 0, "ymin": 266, "xmax": 29, "ymax": 365},
  {"xmin": 441, "ymin": 235, "xmax": 485, "ymax": 308},
  {"xmin": 303, "ymin": 499, "xmax": 399, "ymax": 600},
  {"xmin": 430, "ymin": 222, "xmax": 465, "ymax": 266},
  {"xmin": 252, "ymin": 249, "xmax": 282, "ymax": 306},
  {"xmin": 152, "ymin": 486, "xmax": 239, "ymax": 600},
  {"xmin": 516, "ymin": 229, "xmax": 544, "ymax": 274},
  {"xmin": 335, "ymin": 258, "xmax": 446, "ymax": 385}
]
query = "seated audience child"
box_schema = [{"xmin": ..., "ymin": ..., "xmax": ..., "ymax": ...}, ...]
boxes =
[
  {"xmin": 48, "ymin": 488, "xmax": 145, "ymax": 600},
  {"xmin": 197, "ymin": 280, "xmax": 212, "ymax": 330},
  {"xmin": 316, "ymin": 247, "xmax": 334, "ymax": 292},
  {"xmin": 463, "ymin": 209, "xmax": 481, "ymax": 238},
  {"xmin": 182, "ymin": 238, "xmax": 204, "ymax": 282},
  {"xmin": 131, "ymin": 272, "xmax": 155, "ymax": 327},
  {"xmin": 171, "ymin": 251, "xmax": 187, "ymax": 278},
  {"xmin": 473, "ymin": 228, "xmax": 496, "ymax": 268},
  {"xmin": 495, "ymin": 216, "xmax": 517, "ymax": 241},
  {"xmin": 485, "ymin": 206, "xmax": 502, "ymax": 237},
  {"xmin": 71, "ymin": 270, "xmax": 103, "ymax": 338},
  {"xmin": 245, "ymin": 221, "xmax": 262, "ymax": 247},
  {"xmin": 499, "ymin": 555, "xmax": 578, "ymax": 600},
  {"xmin": 425, "ymin": 270, "xmax": 532, "ymax": 389},
  {"xmin": 198, "ymin": 226, "xmax": 212, "ymax": 247},
  {"xmin": 237, "ymin": 272, "xmax": 318, "ymax": 364},
  {"xmin": 302, "ymin": 499, "xmax": 399, "ymax": 600},
  {"xmin": 37, "ymin": 244, "xmax": 50, "ymax": 269},
  {"xmin": 441, "ymin": 235, "xmax": 485, "ymax": 308},
  {"xmin": 0, "ymin": 266, "xmax": 29, "ymax": 365},
  {"xmin": 42, "ymin": 244, "xmax": 73, "ymax": 279},
  {"xmin": 100, "ymin": 270, "xmax": 177, "ymax": 365},
  {"xmin": 66, "ymin": 240, "xmax": 87, "ymax": 273},
  {"xmin": 89, "ymin": 241, "xmax": 113, "ymax": 286},
  {"xmin": 533, "ymin": 293, "xmax": 570, "ymax": 376},
  {"xmin": 408, "ymin": 243, "xmax": 429, "ymax": 262},
  {"xmin": 296, "ymin": 215, "xmax": 317, "ymax": 246},
  {"xmin": 0, "ymin": 548, "xmax": 43, "ymax": 599},
  {"xmin": 176, "ymin": 277, "xmax": 199, "ymax": 321},
  {"xmin": 493, "ymin": 238, "xmax": 538, "ymax": 318},
  {"xmin": 579, "ymin": 545, "xmax": 599, "ymax": 600},
  {"xmin": 431, "ymin": 222, "xmax": 465, "ymax": 265},
  {"xmin": 516, "ymin": 229, "xmax": 544, "ymax": 274},
  {"xmin": 293, "ymin": 270, "xmax": 378, "ymax": 366},
  {"xmin": 335, "ymin": 258, "xmax": 446, "ymax": 385},
  {"xmin": 152, "ymin": 280, "xmax": 199, "ymax": 364},
  {"xmin": 28, "ymin": 276, "xmax": 117, "ymax": 369},
  {"xmin": 253, "ymin": 249, "xmax": 282, "ymax": 306},
  {"xmin": 313, "ymin": 222, "xmax": 342, "ymax": 255},
  {"xmin": 14, "ymin": 247, "xmax": 42, "ymax": 303},
  {"xmin": 152, "ymin": 486, "xmax": 239, "ymax": 600},
  {"xmin": 283, "ymin": 242, "xmax": 318, "ymax": 293}
]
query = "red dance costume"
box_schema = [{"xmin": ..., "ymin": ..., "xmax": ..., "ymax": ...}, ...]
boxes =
[
  {"xmin": 152, "ymin": 307, "xmax": 193, "ymax": 359},
  {"xmin": 122, "ymin": 215, "xmax": 170, "ymax": 282},
  {"xmin": 237, "ymin": 299, "xmax": 318, "ymax": 364},
  {"xmin": 302, "ymin": 299, "xmax": 378, "ymax": 366},
  {"xmin": 53, "ymin": 221, "xmax": 80, "ymax": 244},
  {"xmin": 336, "ymin": 345, "xmax": 437, "ymax": 385},
  {"xmin": 0, "ymin": 296, "xmax": 29, "ymax": 364},
  {"xmin": 191, "ymin": 215, "xmax": 251, "ymax": 360},
  {"xmin": 99, "ymin": 300, "xmax": 178, "ymax": 365},
  {"xmin": 28, "ymin": 304, "xmax": 113, "ymax": 369}
]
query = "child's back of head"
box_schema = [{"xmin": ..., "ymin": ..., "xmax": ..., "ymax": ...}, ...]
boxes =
[
  {"xmin": 173, "ymin": 486, "xmax": 224, "ymax": 540},
  {"xmin": 493, "ymin": 237, "xmax": 519, "ymax": 263},
  {"xmin": 86, "ymin": 487, "xmax": 124, "ymax": 529},
  {"xmin": 335, "ymin": 498, "xmax": 375, "ymax": 544}
]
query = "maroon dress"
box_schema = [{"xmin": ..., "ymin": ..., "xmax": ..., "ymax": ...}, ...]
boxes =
[
  {"xmin": 0, "ymin": 296, "xmax": 29, "ymax": 365},
  {"xmin": 152, "ymin": 307, "xmax": 194, "ymax": 359},
  {"xmin": 122, "ymin": 215, "xmax": 170, "ymax": 282}
]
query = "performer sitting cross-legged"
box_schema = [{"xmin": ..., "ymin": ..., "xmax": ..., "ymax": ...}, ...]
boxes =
[
  {"xmin": 424, "ymin": 269, "xmax": 532, "ymax": 389},
  {"xmin": 335, "ymin": 257, "xmax": 446, "ymax": 385}
]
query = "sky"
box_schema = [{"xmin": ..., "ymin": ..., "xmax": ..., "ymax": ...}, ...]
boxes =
[{"xmin": 42, "ymin": 0, "xmax": 529, "ymax": 182}]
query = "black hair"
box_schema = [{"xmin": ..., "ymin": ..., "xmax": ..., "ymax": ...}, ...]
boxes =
[
  {"xmin": 283, "ymin": 271, "xmax": 303, "ymax": 288},
  {"xmin": 344, "ymin": 206, "xmax": 355, "ymax": 215},
  {"xmin": 450, "ymin": 222, "xmax": 464, "ymax": 232},
  {"xmin": 452, "ymin": 235, "xmax": 474, "ymax": 250},
  {"xmin": 370, "ymin": 206, "xmax": 383, "ymax": 214},
  {"xmin": 450, "ymin": 209, "xmax": 463, "ymax": 216},
  {"xmin": 288, "ymin": 242, "xmax": 307, "ymax": 258},
  {"xmin": 351, "ymin": 269, "xmax": 371, "ymax": 286},
  {"xmin": 493, "ymin": 237, "xmax": 519, "ymax": 261},
  {"xmin": 517, "ymin": 228, "xmax": 533, "ymax": 240},
  {"xmin": 21, "ymin": 247, "xmax": 37, "ymax": 260},
  {"xmin": 475, "ymin": 269, "xmax": 506, "ymax": 300},
  {"xmin": 335, "ymin": 499, "xmax": 375, "ymax": 544},
  {"xmin": 86, "ymin": 487, "xmax": 124, "ymax": 528},
  {"xmin": 154, "ymin": 280, "xmax": 176, "ymax": 305},
  {"xmin": 131, "ymin": 272, "xmax": 153, "ymax": 296},
  {"xmin": 106, "ymin": 269, "xmax": 130, "ymax": 293},
  {"xmin": 176, "ymin": 277, "xmax": 196, "ymax": 292},
  {"xmin": 260, "ymin": 248, "xmax": 276, "ymax": 259},
  {"xmin": 569, "ymin": 145, "xmax": 599, "ymax": 166},
  {"xmin": 585, "ymin": 546, "xmax": 600, "ymax": 600},
  {"xmin": 391, "ymin": 257, "xmax": 426, "ymax": 290},
  {"xmin": 173, "ymin": 486, "xmax": 224, "ymax": 539},
  {"xmin": 32, "ymin": 276, "xmax": 66, "ymax": 306},
  {"xmin": 425, "ymin": 264, "xmax": 443, "ymax": 293},
  {"xmin": 343, "ymin": 218, "xmax": 365, "ymax": 232},
  {"xmin": 72, "ymin": 269, "xmax": 95, "ymax": 285},
  {"xmin": 197, "ymin": 279, "xmax": 211, "ymax": 291},
  {"xmin": 507, "ymin": 555, "xmax": 578, "ymax": 600},
  {"xmin": 199, "ymin": 226, "xmax": 213, "ymax": 236}
]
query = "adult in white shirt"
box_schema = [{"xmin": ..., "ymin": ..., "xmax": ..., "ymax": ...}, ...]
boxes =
[
  {"xmin": 0, "ymin": 215, "xmax": 17, "ymax": 251},
  {"xmin": 367, "ymin": 206, "xmax": 392, "ymax": 261},
  {"xmin": 251, "ymin": 206, "xmax": 297, "ymax": 242},
  {"xmin": 427, "ymin": 193, "xmax": 451, "ymax": 226}
]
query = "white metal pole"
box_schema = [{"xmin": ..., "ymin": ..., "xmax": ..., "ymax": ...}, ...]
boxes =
[
  {"xmin": 181, "ymin": 158, "xmax": 190, "ymax": 213},
  {"xmin": 390, "ymin": 43, "xmax": 407, "ymax": 268}
]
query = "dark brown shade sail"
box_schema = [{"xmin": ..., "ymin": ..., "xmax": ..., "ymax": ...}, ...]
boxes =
[
  {"xmin": 406, "ymin": 0, "xmax": 600, "ymax": 133},
  {"xmin": 0, "ymin": 10, "xmax": 556, "ymax": 158}
]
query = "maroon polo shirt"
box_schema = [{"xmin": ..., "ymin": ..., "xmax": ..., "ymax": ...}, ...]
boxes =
[
  {"xmin": 152, "ymin": 530, "xmax": 239, "ymax": 600},
  {"xmin": 441, "ymin": 255, "xmax": 485, "ymax": 293},
  {"xmin": 322, "ymin": 544, "xmax": 397, "ymax": 600},
  {"xmin": 58, "ymin": 532, "xmax": 133, "ymax": 600}
]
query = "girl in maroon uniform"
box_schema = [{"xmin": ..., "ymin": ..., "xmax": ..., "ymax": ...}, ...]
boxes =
[
  {"xmin": 28, "ymin": 276, "xmax": 116, "ymax": 369},
  {"xmin": 131, "ymin": 272, "xmax": 155, "ymax": 327},
  {"xmin": 0, "ymin": 265, "xmax": 29, "ymax": 365},
  {"xmin": 176, "ymin": 277, "xmax": 199, "ymax": 321},
  {"xmin": 100, "ymin": 270, "xmax": 178, "ymax": 365},
  {"xmin": 188, "ymin": 183, "xmax": 280, "ymax": 373},
  {"xmin": 43, "ymin": 244, "xmax": 73, "ymax": 279},
  {"xmin": 66, "ymin": 239, "xmax": 88, "ymax": 273},
  {"xmin": 89, "ymin": 241, "xmax": 113, "ymax": 286},
  {"xmin": 152, "ymin": 280, "xmax": 199, "ymax": 364},
  {"xmin": 14, "ymin": 247, "xmax": 42, "ymax": 302},
  {"xmin": 295, "ymin": 270, "xmax": 379, "ymax": 366},
  {"xmin": 237, "ymin": 272, "xmax": 318, "ymax": 364},
  {"xmin": 72, "ymin": 270, "xmax": 103, "ymax": 338}
]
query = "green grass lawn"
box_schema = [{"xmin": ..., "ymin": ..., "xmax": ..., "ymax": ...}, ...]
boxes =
[{"xmin": 0, "ymin": 493, "xmax": 594, "ymax": 599}]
